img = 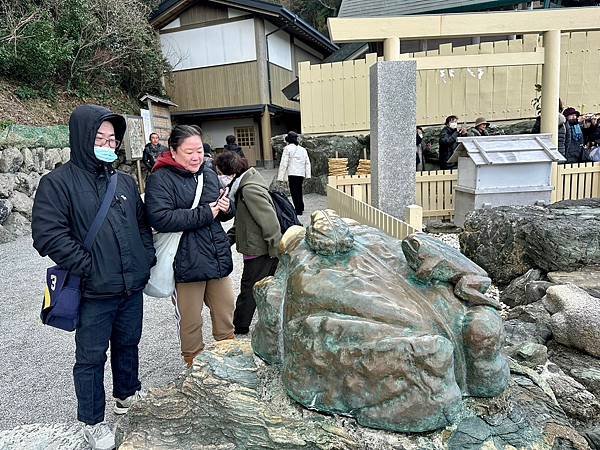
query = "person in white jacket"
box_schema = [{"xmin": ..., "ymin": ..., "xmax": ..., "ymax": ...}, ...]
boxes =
[{"xmin": 277, "ymin": 131, "xmax": 311, "ymax": 215}]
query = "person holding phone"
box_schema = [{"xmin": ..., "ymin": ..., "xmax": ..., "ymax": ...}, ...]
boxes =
[
  {"xmin": 145, "ymin": 125, "xmax": 236, "ymax": 367},
  {"xmin": 214, "ymin": 151, "xmax": 281, "ymax": 335}
]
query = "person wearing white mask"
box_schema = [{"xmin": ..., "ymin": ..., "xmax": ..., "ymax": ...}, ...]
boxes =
[
  {"xmin": 277, "ymin": 131, "xmax": 311, "ymax": 215},
  {"xmin": 438, "ymin": 115, "xmax": 467, "ymax": 170}
]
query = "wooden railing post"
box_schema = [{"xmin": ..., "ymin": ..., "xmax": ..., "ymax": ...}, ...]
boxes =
[{"xmin": 405, "ymin": 205, "xmax": 423, "ymax": 232}]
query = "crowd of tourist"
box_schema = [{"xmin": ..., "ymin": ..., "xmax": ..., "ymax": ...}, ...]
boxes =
[
  {"xmin": 418, "ymin": 106, "xmax": 600, "ymax": 170},
  {"xmin": 31, "ymin": 105, "xmax": 308, "ymax": 450}
]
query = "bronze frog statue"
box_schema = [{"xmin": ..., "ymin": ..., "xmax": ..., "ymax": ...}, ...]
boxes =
[{"xmin": 402, "ymin": 233, "xmax": 501, "ymax": 310}]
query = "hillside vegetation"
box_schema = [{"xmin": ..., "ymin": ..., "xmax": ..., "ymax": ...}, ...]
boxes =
[
  {"xmin": 0, "ymin": 0, "xmax": 339, "ymax": 127},
  {"xmin": 0, "ymin": 0, "xmax": 169, "ymax": 126}
]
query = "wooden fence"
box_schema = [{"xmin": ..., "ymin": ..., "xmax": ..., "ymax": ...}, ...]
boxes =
[
  {"xmin": 327, "ymin": 185, "xmax": 422, "ymax": 240},
  {"xmin": 329, "ymin": 172, "xmax": 458, "ymax": 221},
  {"xmin": 329, "ymin": 162, "xmax": 600, "ymax": 221},
  {"xmin": 554, "ymin": 162, "xmax": 600, "ymax": 201},
  {"xmin": 299, "ymin": 31, "xmax": 600, "ymax": 134}
]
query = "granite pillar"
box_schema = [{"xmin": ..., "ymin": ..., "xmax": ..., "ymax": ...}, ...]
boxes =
[{"xmin": 370, "ymin": 61, "xmax": 417, "ymax": 220}]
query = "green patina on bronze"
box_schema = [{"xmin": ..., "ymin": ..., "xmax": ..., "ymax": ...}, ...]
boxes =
[{"xmin": 252, "ymin": 210, "xmax": 510, "ymax": 433}]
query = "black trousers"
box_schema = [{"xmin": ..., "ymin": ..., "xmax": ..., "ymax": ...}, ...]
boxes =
[
  {"xmin": 288, "ymin": 175, "xmax": 305, "ymax": 215},
  {"xmin": 234, "ymin": 255, "xmax": 278, "ymax": 332},
  {"xmin": 75, "ymin": 291, "xmax": 143, "ymax": 425}
]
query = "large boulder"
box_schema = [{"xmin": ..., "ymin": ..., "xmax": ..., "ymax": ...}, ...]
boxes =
[
  {"xmin": 114, "ymin": 339, "xmax": 587, "ymax": 450},
  {"xmin": 548, "ymin": 341, "xmax": 600, "ymax": 398},
  {"xmin": 116, "ymin": 340, "xmax": 358, "ymax": 449},
  {"xmin": 0, "ymin": 199, "xmax": 12, "ymax": 225},
  {"xmin": 253, "ymin": 211, "xmax": 509, "ymax": 433},
  {"xmin": 460, "ymin": 200, "xmax": 600, "ymax": 285},
  {"xmin": 503, "ymin": 300, "xmax": 553, "ymax": 349},
  {"xmin": 2, "ymin": 211, "xmax": 30, "ymax": 238},
  {"xmin": 548, "ymin": 266, "xmax": 600, "ymax": 298},
  {"xmin": 0, "ymin": 147, "xmax": 24, "ymax": 173},
  {"xmin": 544, "ymin": 284, "xmax": 600, "ymax": 358},
  {"xmin": 44, "ymin": 148, "xmax": 63, "ymax": 170},
  {"xmin": 14, "ymin": 172, "xmax": 40, "ymax": 197},
  {"xmin": 0, "ymin": 173, "xmax": 16, "ymax": 199},
  {"xmin": 500, "ymin": 269, "xmax": 553, "ymax": 308},
  {"xmin": 31, "ymin": 147, "xmax": 46, "ymax": 174},
  {"xmin": 9, "ymin": 191, "xmax": 33, "ymax": 221},
  {"xmin": 540, "ymin": 362, "xmax": 600, "ymax": 425}
]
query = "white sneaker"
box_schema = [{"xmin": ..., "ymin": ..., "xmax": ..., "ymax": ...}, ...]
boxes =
[
  {"xmin": 114, "ymin": 390, "xmax": 146, "ymax": 415},
  {"xmin": 82, "ymin": 422, "xmax": 115, "ymax": 450}
]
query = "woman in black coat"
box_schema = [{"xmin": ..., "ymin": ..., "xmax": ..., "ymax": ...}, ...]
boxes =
[{"xmin": 145, "ymin": 125, "xmax": 236, "ymax": 367}]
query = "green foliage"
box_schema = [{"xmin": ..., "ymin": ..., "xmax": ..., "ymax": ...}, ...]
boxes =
[
  {"xmin": 273, "ymin": 0, "xmax": 342, "ymax": 36},
  {"xmin": 0, "ymin": 0, "xmax": 170, "ymax": 99},
  {"xmin": 15, "ymin": 85, "xmax": 39, "ymax": 100}
]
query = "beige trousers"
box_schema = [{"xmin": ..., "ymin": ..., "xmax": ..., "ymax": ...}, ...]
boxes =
[{"xmin": 173, "ymin": 278, "xmax": 235, "ymax": 364}]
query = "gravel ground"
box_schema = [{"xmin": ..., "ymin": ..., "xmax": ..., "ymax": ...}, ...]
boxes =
[{"xmin": 0, "ymin": 167, "xmax": 326, "ymax": 432}]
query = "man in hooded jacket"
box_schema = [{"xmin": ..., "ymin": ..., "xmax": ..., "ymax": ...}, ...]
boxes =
[{"xmin": 32, "ymin": 104, "xmax": 155, "ymax": 450}]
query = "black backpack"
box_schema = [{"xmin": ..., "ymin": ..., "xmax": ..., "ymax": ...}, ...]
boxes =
[
  {"xmin": 237, "ymin": 185, "xmax": 301, "ymax": 234},
  {"xmin": 268, "ymin": 190, "xmax": 301, "ymax": 233}
]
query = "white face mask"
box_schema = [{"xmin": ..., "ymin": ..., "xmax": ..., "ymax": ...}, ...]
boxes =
[
  {"xmin": 218, "ymin": 174, "xmax": 234, "ymax": 187},
  {"xmin": 448, "ymin": 122, "xmax": 458, "ymax": 129}
]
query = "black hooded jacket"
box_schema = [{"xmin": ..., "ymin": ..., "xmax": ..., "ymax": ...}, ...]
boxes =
[
  {"xmin": 32, "ymin": 105, "xmax": 155, "ymax": 299},
  {"xmin": 144, "ymin": 158, "xmax": 234, "ymax": 284}
]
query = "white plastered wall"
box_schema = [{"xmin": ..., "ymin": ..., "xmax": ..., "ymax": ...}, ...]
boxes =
[{"xmin": 161, "ymin": 19, "xmax": 257, "ymax": 71}]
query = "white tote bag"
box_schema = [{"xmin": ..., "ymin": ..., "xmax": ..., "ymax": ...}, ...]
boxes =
[{"xmin": 144, "ymin": 174, "xmax": 204, "ymax": 298}]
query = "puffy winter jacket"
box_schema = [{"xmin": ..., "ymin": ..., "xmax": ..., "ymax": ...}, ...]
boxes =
[
  {"xmin": 144, "ymin": 155, "xmax": 235, "ymax": 283},
  {"xmin": 438, "ymin": 126, "xmax": 460, "ymax": 169},
  {"xmin": 277, "ymin": 144, "xmax": 311, "ymax": 180},
  {"xmin": 32, "ymin": 105, "xmax": 155, "ymax": 299}
]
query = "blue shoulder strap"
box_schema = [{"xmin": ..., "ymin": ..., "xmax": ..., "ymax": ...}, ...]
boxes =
[{"xmin": 83, "ymin": 173, "xmax": 118, "ymax": 251}]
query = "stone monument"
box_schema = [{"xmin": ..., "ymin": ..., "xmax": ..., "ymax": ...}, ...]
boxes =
[
  {"xmin": 252, "ymin": 210, "xmax": 509, "ymax": 433},
  {"xmin": 370, "ymin": 61, "xmax": 417, "ymax": 221}
]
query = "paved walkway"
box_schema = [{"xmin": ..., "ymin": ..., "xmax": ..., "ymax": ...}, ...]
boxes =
[{"xmin": 0, "ymin": 168, "xmax": 326, "ymax": 432}]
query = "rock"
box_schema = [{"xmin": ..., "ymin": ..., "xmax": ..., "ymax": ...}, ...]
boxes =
[
  {"xmin": 60, "ymin": 147, "xmax": 70, "ymax": 164},
  {"xmin": 116, "ymin": 340, "xmax": 587, "ymax": 450},
  {"xmin": 0, "ymin": 199, "xmax": 12, "ymax": 224},
  {"xmin": 460, "ymin": 201, "xmax": 600, "ymax": 285},
  {"xmin": 548, "ymin": 341, "xmax": 600, "ymax": 398},
  {"xmin": 116, "ymin": 340, "xmax": 358, "ymax": 449},
  {"xmin": 540, "ymin": 363, "xmax": 600, "ymax": 425},
  {"xmin": 450, "ymin": 368, "xmax": 587, "ymax": 450},
  {"xmin": 14, "ymin": 172, "xmax": 40, "ymax": 196},
  {"xmin": 424, "ymin": 220, "xmax": 462, "ymax": 234},
  {"xmin": 254, "ymin": 213, "xmax": 509, "ymax": 433},
  {"xmin": 582, "ymin": 426, "xmax": 600, "ymax": 450},
  {"xmin": 0, "ymin": 147, "xmax": 24, "ymax": 173},
  {"xmin": 20, "ymin": 147, "xmax": 35, "ymax": 171},
  {"xmin": 2, "ymin": 212, "xmax": 30, "ymax": 238},
  {"xmin": 504, "ymin": 300, "xmax": 553, "ymax": 347},
  {"xmin": 31, "ymin": 147, "xmax": 46, "ymax": 173},
  {"xmin": 548, "ymin": 266, "xmax": 600, "ymax": 298},
  {"xmin": 501, "ymin": 269, "xmax": 546, "ymax": 308},
  {"xmin": 0, "ymin": 423, "xmax": 89, "ymax": 449},
  {"xmin": 544, "ymin": 284, "xmax": 600, "ymax": 358},
  {"xmin": 507, "ymin": 342, "xmax": 548, "ymax": 368},
  {"xmin": 9, "ymin": 191, "xmax": 33, "ymax": 221},
  {"xmin": 0, "ymin": 173, "xmax": 16, "ymax": 198},
  {"xmin": 44, "ymin": 148, "xmax": 63, "ymax": 170}
]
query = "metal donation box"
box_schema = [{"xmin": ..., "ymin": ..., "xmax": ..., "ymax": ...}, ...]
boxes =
[{"xmin": 449, "ymin": 134, "xmax": 565, "ymax": 227}]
